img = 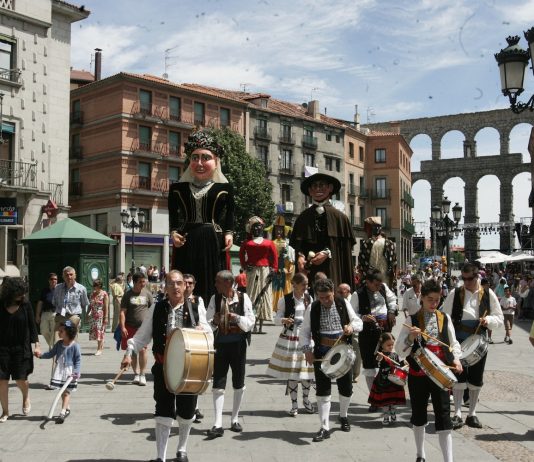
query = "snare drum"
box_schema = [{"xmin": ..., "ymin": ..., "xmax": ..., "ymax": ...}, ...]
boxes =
[
  {"xmin": 164, "ymin": 328, "xmax": 215, "ymax": 395},
  {"xmin": 388, "ymin": 366, "xmax": 408, "ymax": 386},
  {"xmin": 320, "ymin": 344, "xmax": 356, "ymax": 379},
  {"xmin": 460, "ymin": 334, "xmax": 488, "ymax": 367},
  {"xmin": 413, "ymin": 347, "xmax": 457, "ymax": 391}
]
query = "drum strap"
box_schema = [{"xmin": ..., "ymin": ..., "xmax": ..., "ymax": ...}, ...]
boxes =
[{"xmin": 186, "ymin": 299, "xmax": 196, "ymax": 328}]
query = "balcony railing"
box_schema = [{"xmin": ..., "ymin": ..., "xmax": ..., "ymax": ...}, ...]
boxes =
[
  {"xmin": 403, "ymin": 191, "xmax": 415, "ymax": 208},
  {"xmin": 302, "ymin": 135, "xmax": 318, "ymax": 149},
  {"xmin": 403, "ymin": 220, "xmax": 416, "ymax": 234},
  {"xmin": 70, "ymin": 110, "xmax": 83, "ymax": 125},
  {"xmin": 45, "ymin": 182, "xmax": 64, "ymax": 206},
  {"xmin": 279, "ymin": 132, "xmax": 295, "ymax": 144},
  {"xmin": 69, "ymin": 146, "xmax": 83, "ymax": 160},
  {"xmin": 0, "ymin": 160, "xmax": 37, "ymax": 190},
  {"xmin": 131, "ymin": 139, "xmax": 174, "ymax": 157},
  {"xmin": 0, "ymin": 68, "xmax": 22, "ymax": 84},
  {"xmin": 130, "ymin": 175, "xmax": 170, "ymax": 193},
  {"xmin": 254, "ymin": 126, "xmax": 272, "ymax": 140},
  {"xmin": 69, "ymin": 181, "xmax": 83, "ymax": 196},
  {"xmin": 279, "ymin": 163, "xmax": 296, "ymax": 176},
  {"xmin": 371, "ymin": 188, "xmax": 391, "ymax": 200},
  {"xmin": 359, "ymin": 186, "xmax": 368, "ymax": 198}
]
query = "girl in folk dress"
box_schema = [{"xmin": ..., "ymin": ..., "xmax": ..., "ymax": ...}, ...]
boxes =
[
  {"xmin": 266, "ymin": 273, "xmax": 315, "ymax": 416},
  {"xmin": 36, "ymin": 320, "xmax": 81, "ymax": 423},
  {"xmin": 368, "ymin": 332, "xmax": 407, "ymax": 425},
  {"xmin": 88, "ymin": 279, "xmax": 109, "ymax": 355}
]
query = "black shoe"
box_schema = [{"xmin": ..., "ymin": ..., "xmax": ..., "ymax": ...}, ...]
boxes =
[
  {"xmin": 312, "ymin": 428, "xmax": 330, "ymax": 442},
  {"xmin": 508, "ymin": 338, "xmax": 513, "ymax": 344},
  {"xmin": 176, "ymin": 451, "xmax": 189, "ymax": 462},
  {"xmin": 451, "ymin": 415, "xmax": 464, "ymax": 429},
  {"xmin": 149, "ymin": 459, "xmax": 163, "ymax": 462},
  {"xmin": 368, "ymin": 405, "xmax": 379, "ymax": 413},
  {"xmin": 230, "ymin": 421, "xmax": 243, "ymax": 433},
  {"xmin": 416, "ymin": 458, "xmax": 426, "ymax": 462},
  {"xmin": 207, "ymin": 426, "xmax": 224, "ymax": 439},
  {"xmin": 465, "ymin": 415, "xmax": 483, "ymax": 428},
  {"xmin": 195, "ymin": 409, "xmax": 204, "ymax": 420},
  {"xmin": 339, "ymin": 417, "xmax": 351, "ymax": 432}
]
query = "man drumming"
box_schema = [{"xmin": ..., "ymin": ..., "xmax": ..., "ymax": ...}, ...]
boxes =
[
  {"xmin": 206, "ymin": 270, "xmax": 255, "ymax": 438},
  {"xmin": 300, "ymin": 278, "xmax": 362, "ymax": 442},
  {"xmin": 121, "ymin": 270, "xmax": 210, "ymax": 462},
  {"xmin": 442, "ymin": 262, "xmax": 503, "ymax": 429}
]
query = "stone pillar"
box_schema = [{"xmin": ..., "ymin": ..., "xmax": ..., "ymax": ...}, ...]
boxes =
[
  {"xmin": 463, "ymin": 139, "xmax": 476, "ymax": 158},
  {"xmin": 500, "ymin": 129, "xmax": 510, "ymax": 156},
  {"xmin": 464, "ymin": 180, "xmax": 480, "ymax": 261},
  {"xmin": 431, "ymin": 135, "xmax": 441, "ymax": 161},
  {"xmin": 430, "ymin": 183, "xmax": 444, "ymax": 255},
  {"xmin": 499, "ymin": 177, "xmax": 514, "ymax": 253}
]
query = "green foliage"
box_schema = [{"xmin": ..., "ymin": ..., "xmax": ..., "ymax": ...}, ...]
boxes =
[{"xmin": 212, "ymin": 128, "xmax": 275, "ymax": 244}]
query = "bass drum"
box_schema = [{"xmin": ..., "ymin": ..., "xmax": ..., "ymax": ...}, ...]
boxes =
[
  {"xmin": 164, "ymin": 328, "xmax": 215, "ymax": 395},
  {"xmin": 320, "ymin": 344, "xmax": 356, "ymax": 379}
]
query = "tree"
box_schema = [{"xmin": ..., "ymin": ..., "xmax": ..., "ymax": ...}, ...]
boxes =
[{"xmin": 213, "ymin": 128, "xmax": 275, "ymax": 244}]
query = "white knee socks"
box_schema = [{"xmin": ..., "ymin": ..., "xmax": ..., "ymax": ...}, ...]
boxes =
[
  {"xmin": 468, "ymin": 388, "xmax": 481, "ymax": 417},
  {"xmin": 363, "ymin": 368, "xmax": 376, "ymax": 392},
  {"xmin": 413, "ymin": 425, "xmax": 426, "ymax": 459},
  {"xmin": 155, "ymin": 416, "xmax": 173, "ymax": 461},
  {"xmin": 452, "ymin": 388, "xmax": 464, "ymax": 417},
  {"xmin": 316, "ymin": 395, "xmax": 331, "ymax": 430},
  {"xmin": 438, "ymin": 430, "xmax": 453, "ymax": 462},
  {"xmin": 339, "ymin": 394, "xmax": 351, "ymax": 419},
  {"xmin": 177, "ymin": 416, "xmax": 194, "ymax": 453},
  {"xmin": 232, "ymin": 387, "xmax": 245, "ymax": 424},
  {"xmin": 213, "ymin": 388, "xmax": 225, "ymax": 428}
]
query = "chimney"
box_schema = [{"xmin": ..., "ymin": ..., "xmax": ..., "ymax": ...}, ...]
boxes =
[
  {"xmin": 94, "ymin": 48, "xmax": 102, "ymax": 81},
  {"xmin": 354, "ymin": 104, "xmax": 360, "ymax": 129},
  {"xmin": 307, "ymin": 100, "xmax": 320, "ymax": 120}
]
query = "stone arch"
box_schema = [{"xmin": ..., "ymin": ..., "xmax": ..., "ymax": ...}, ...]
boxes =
[
  {"xmin": 440, "ymin": 130, "xmax": 465, "ymax": 160},
  {"xmin": 409, "ymin": 134, "xmax": 431, "ymax": 172},
  {"xmin": 474, "ymin": 127, "xmax": 500, "ymax": 157},
  {"xmin": 509, "ymin": 122, "xmax": 533, "ymax": 163}
]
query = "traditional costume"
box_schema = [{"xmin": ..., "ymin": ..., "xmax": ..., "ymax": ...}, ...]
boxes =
[{"xmin": 268, "ymin": 216, "xmax": 295, "ymax": 313}]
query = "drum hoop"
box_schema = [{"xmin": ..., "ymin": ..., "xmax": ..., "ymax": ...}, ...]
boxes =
[
  {"xmin": 415, "ymin": 347, "xmax": 456, "ymax": 388},
  {"xmin": 163, "ymin": 328, "xmax": 184, "ymax": 394}
]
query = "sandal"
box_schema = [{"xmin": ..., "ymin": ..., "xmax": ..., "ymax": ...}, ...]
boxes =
[
  {"xmin": 0, "ymin": 413, "xmax": 8, "ymax": 423},
  {"xmin": 22, "ymin": 402, "xmax": 31, "ymax": 416}
]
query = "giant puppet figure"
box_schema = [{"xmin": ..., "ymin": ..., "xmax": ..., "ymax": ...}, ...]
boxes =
[
  {"xmin": 239, "ymin": 216, "xmax": 278, "ymax": 333},
  {"xmin": 290, "ymin": 172, "xmax": 356, "ymax": 288},
  {"xmin": 269, "ymin": 215, "xmax": 295, "ymax": 312},
  {"xmin": 168, "ymin": 129, "xmax": 235, "ymax": 304},
  {"xmin": 358, "ymin": 216, "xmax": 397, "ymax": 292}
]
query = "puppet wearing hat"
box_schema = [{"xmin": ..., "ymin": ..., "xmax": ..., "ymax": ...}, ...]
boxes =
[
  {"xmin": 269, "ymin": 215, "xmax": 295, "ymax": 312},
  {"xmin": 289, "ymin": 172, "xmax": 355, "ymax": 287},
  {"xmin": 239, "ymin": 216, "xmax": 278, "ymax": 333},
  {"xmin": 358, "ymin": 216, "xmax": 397, "ymax": 291}
]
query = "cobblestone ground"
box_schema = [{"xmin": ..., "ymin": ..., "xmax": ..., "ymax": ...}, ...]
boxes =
[{"xmin": 456, "ymin": 371, "xmax": 534, "ymax": 462}]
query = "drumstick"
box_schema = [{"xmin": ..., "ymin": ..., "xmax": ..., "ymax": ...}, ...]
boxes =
[
  {"xmin": 474, "ymin": 310, "xmax": 488, "ymax": 335},
  {"xmin": 376, "ymin": 351, "xmax": 401, "ymax": 367},
  {"xmin": 106, "ymin": 368, "xmax": 128, "ymax": 391},
  {"xmin": 402, "ymin": 323, "xmax": 452, "ymax": 351}
]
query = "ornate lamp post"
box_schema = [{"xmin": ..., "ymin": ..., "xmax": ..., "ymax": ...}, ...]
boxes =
[
  {"xmin": 120, "ymin": 205, "xmax": 145, "ymax": 275},
  {"xmin": 495, "ymin": 29, "xmax": 534, "ymax": 113},
  {"xmin": 431, "ymin": 197, "xmax": 462, "ymax": 286}
]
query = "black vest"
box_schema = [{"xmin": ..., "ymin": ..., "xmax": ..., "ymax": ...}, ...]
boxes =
[
  {"xmin": 214, "ymin": 291, "xmax": 245, "ymax": 316},
  {"xmin": 310, "ymin": 296, "xmax": 351, "ymax": 355},
  {"xmin": 283, "ymin": 292, "xmax": 311, "ymax": 331},
  {"xmin": 357, "ymin": 286, "xmax": 390, "ymax": 315},
  {"xmin": 451, "ymin": 287, "xmax": 490, "ymax": 332},
  {"xmin": 152, "ymin": 299, "xmax": 199, "ymax": 356}
]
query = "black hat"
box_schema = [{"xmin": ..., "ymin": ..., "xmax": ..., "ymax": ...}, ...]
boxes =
[{"xmin": 300, "ymin": 173, "xmax": 341, "ymax": 196}]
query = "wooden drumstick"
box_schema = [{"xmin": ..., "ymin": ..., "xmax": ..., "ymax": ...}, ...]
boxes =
[
  {"xmin": 402, "ymin": 323, "xmax": 452, "ymax": 351},
  {"xmin": 106, "ymin": 368, "xmax": 128, "ymax": 391},
  {"xmin": 376, "ymin": 351, "xmax": 401, "ymax": 367},
  {"xmin": 474, "ymin": 310, "xmax": 488, "ymax": 335}
]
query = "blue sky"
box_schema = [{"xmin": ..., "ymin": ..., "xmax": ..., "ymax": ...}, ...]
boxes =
[{"xmin": 70, "ymin": 0, "xmax": 534, "ymax": 253}]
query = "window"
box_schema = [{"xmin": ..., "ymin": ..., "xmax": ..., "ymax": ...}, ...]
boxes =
[
  {"xmin": 7, "ymin": 228, "xmax": 18, "ymax": 264},
  {"xmin": 169, "ymin": 131, "xmax": 181, "ymax": 156},
  {"xmin": 95, "ymin": 213, "xmax": 108, "ymax": 235},
  {"xmin": 0, "ymin": 130, "xmax": 13, "ymax": 161},
  {"xmin": 169, "ymin": 96, "xmax": 181, "ymax": 121},
  {"xmin": 257, "ymin": 145, "xmax": 269, "ymax": 169},
  {"xmin": 349, "ymin": 142, "xmax": 354, "ymax": 159},
  {"xmin": 359, "ymin": 146, "xmax": 364, "ymax": 162},
  {"xmin": 139, "ymin": 89, "xmax": 152, "ymax": 115},
  {"xmin": 375, "ymin": 148, "xmax": 386, "ymax": 163},
  {"xmin": 376, "ymin": 207, "xmax": 387, "ymax": 227},
  {"xmin": 70, "ymin": 133, "xmax": 81, "ymax": 159},
  {"xmin": 326, "ymin": 133, "xmax": 332, "ymax": 141},
  {"xmin": 349, "ymin": 204, "xmax": 355, "ymax": 226},
  {"xmin": 375, "ymin": 178, "xmax": 387, "ymax": 198},
  {"xmin": 281, "ymin": 149, "xmax": 292, "ymax": 171},
  {"xmin": 304, "ymin": 153, "xmax": 315, "ymax": 167},
  {"xmin": 139, "ymin": 207, "xmax": 151, "ymax": 232},
  {"xmin": 349, "ymin": 173, "xmax": 355, "ymax": 194},
  {"xmin": 139, "ymin": 126, "xmax": 151, "ymax": 151},
  {"xmin": 194, "ymin": 102, "xmax": 205, "ymax": 125},
  {"xmin": 304, "ymin": 127, "xmax": 313, "ymax": 137},
  {"xmin": 138, "ymin": 162, "xmax": 151, "ymax": 190},
  {"xmin": 0, "ymin": 37, "xmax": 16, "ymax": 82},
  {"xmin": 359, "ymin": 206, "xmax": 365, "ymax": 225},
  {"xmin": 335, "ymin": 135, "xmax": 340, "ymax": 143},
  {"xmin": 169, "ymin": 166, "xmax": 180, "ymax": 184},
  {"xmin": 281, "ymin": 123, "xmax": 292, "ymax": 139},
  {"xmin": 71, "ymin": 168, "xmax": 80, "ymax": 183},
  {"xmin": 70, "ymin": 168, "xmax": 81, "ymax": 195},
  {"xmin": 359, "ymin": 175, "xmax": 365, "ymax": 194},
  {"xmin": 325, "ymin": 157, "xmax": 333, "ymax": 171},
  {"xmin": 281, "ymin": 184, "xmax": 291, "ymax": 202},
  {"xmin": 71, "ymin": 99, "xmax": 82, "ymax": 123},
  {"xmin": 220, "ymin": 108, "xmax": 230, "ymax": 127},
  {"xmin": 335, "ymin": 158, "xmax": 340, "ymax": 172}
]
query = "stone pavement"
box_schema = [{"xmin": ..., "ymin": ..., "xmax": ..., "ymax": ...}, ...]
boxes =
[{"xmin": 1, "ymin": 317, "xmax": 533, "ymax": 462}]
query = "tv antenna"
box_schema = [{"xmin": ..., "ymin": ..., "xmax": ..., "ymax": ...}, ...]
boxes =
[{"xmin": 163, "ymin": 46, "xmax": 180, "ymax": 79}]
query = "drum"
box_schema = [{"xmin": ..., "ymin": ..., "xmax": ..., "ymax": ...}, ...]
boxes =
[
  {"xmin": 320, "ymin": 344, "xmax": 356, "ymax": 379},
  {"xmin": 164, "ymin": 328, "xmax": 215, "ymax": 395},
  {"xmin": 388, "ymin": 366, "xmax": 408, "ymax": 386},
  {"xmin": 413, "ymin": 347, "xmax": 457, "ymax": 391},
  {"xmin": 460, "ymin": 334, "xmax": 488, "ymax": 367}
]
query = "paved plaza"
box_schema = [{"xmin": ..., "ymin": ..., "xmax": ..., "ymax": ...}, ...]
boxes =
[{"xmin": 1, "ymin": 316, "xmax": 534, "ymax": 462}]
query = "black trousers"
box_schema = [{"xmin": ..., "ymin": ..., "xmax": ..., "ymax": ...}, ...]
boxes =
[
  {"xmin": 408, "ymin": 374, "xmax": 452, "ymax": 431},
  {"xmin": 212, "ymin": 339, "xmax": 247, "ymax": 389},
  {"xmin": 152, "ymin": 362, "xmax": 197, "ymax": 420},
  {"xmin": 313, "ymin": 360, "xmax": 352, "ymax": 397},
  {"xmin": 359, "ymin": 323, "xmax": 391, "ymax": 369},
  {"xmin": 456, "ymin": 352, "xmax": 487, "ymax": 387}
]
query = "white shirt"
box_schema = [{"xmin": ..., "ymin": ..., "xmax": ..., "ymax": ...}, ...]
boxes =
[
  {"xmin": 402, "ymin": 287, "xmax": 421, "ymax": 316},
  {"xmin": 500, "ymin": 296, "xmax": 517, "ymax": 315},
  {"xmin": 274, "ymin": 292, "xmax": 313, "ymax": 326},
  {"xmin": 350, "ymin": 283, "xmax": 398, "ymax": 317},
  {"xmin": 206, "ymin": 291, "xmax": 255, "ymax": 332}
]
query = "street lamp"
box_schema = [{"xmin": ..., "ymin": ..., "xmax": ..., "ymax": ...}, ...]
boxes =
[
  {"xmin": 120, "ymin": 205, "xmax": 145, "ymax": 274},
  {"xmin": 431, "ymin": 197, "xmax": 462, "ymax": 287},
  {"xmin": 495, "ymin": 30, "xmax": 534, "ymax": 113}
]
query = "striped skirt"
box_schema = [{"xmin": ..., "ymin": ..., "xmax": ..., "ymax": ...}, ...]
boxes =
[{"xmin": 266, "ymin": 329, "xmax": 314, "ymax": 381}]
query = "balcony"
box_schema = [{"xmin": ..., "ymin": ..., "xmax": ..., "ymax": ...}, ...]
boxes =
[
  {"xmin": 130, "ymin": 176, "xmax": 170, "ymax": 194},
  {"xmin": 0, "ymin": 68, "xmax": 22, "ymax": 86},
  {"xmin": 279, "ymin": 163, "xmax": 296, "ymax": 176},
  {"xmin": 403, "ymin": 191, "xmax": 415, "ymax": 208},
  {"xmin": 254, "ymin": 126, "xmax": 272, "ymax": 141},
  {"xmin": 403, "ymin": 220, "xmax": 416, "ymax": 234},
  {"xmin": 302, "ymin": 134, "xmax": 318, "ymax": 149},
  {"xmin": 279, "ymin": 132, "xmax": 295, "ymax": 144},
  {"xmin": 69, "ymin": 146, "xmax": 83, "ymax": 160},
  {"xmin": 45, "ymin": 183, "xmax": 64, "ymax": 206},
  {"xmin": 359, "ymin": 186, "xmax": 368, "ymax": 199},
  {"xmin": 0, "ymin": 160, "xmax": 37, "ymax": 190},
  {"xmin": 131, "ymin": 139, "xmax": 170, "ymax": 157},
  {"xmin": 70, "ymin": 110, "xmax": 83, "ymax": 125},
  {"xmin": 348, "ymin": 183, "xmax": 357, "ymax": 196},
  {"xmin": 371, "ymin": 188, "xmax": 391, "ymax": 200},
  {"xmin": 69, "ymin": 181, "xmax": 83, "ymax": 196}
]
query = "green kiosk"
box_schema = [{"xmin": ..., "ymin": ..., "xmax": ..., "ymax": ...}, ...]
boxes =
[{"xmin": 22, "ymin": 218, "xmax": 116, "ymax": 330}]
